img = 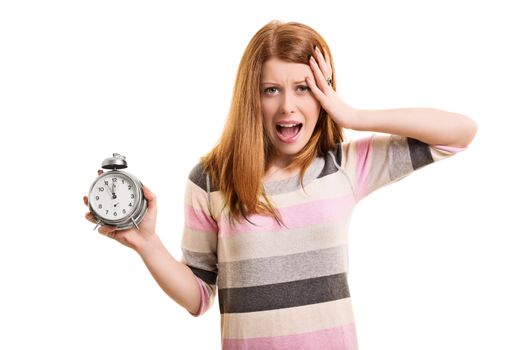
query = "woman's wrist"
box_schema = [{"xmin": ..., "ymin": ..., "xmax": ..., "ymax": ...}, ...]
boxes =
[
  {"xmin": 135, "ymin": 232, "xmax": 163, "ymax": 258},
  {"xmin": 342, "ymin": 107, "xmax": 368, "ymax": 131}
]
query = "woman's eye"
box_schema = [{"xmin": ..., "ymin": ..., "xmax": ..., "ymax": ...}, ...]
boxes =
[
  {"xmin": 263, "ymin": 86, "xmax": 310, "ymax": 95},
  {"xmin": 264, "ymin": 87, "xmax": 278, "ymax": 94},
  {"xmin": 298, "ymin": 85, "xmax": 310, "ymax": 92}
]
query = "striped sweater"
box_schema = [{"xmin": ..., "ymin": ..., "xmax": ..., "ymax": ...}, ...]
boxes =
[{"xmin": 180, "ymin": 133, "xmax": 464, "ymax": 350}]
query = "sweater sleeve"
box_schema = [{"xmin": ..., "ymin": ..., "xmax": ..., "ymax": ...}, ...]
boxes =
[
  {"xmin": 342, "ymin": 133, "xmax": 466, "ymax": 202},
  {"xmin": 180, "ymin": 163, "xmax": 218, "ymax": 317}
]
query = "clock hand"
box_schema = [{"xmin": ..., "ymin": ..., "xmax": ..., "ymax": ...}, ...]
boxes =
[
  {"xmin": 105, "ymin": 183, "xmax": 113, "ymax": 196},
  {"xmin": 105, "ymin": 183, "xmax": 116, "ymax": 200}
]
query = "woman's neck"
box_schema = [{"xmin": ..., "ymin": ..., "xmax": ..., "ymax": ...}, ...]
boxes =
[{"xmin": 264, "ymin": 157, "xmax": 299, "ymax": 182}]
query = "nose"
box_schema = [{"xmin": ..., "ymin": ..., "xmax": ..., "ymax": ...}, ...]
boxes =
[{"xmin": 279, "ymin": 90, "xmax": 296, "ymax": 114}]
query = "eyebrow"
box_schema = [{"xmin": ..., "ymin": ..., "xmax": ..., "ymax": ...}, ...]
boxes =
[{"xmin": 261, "ymin": 80, "xmax": 307, "ymax": 86}]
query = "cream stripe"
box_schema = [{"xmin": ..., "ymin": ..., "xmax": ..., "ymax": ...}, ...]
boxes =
[
  {"xmin": 341, "ymin": 141, "xmax": 360, "ymax": 193},
  {"xmin": 184, "ymin": 179, "xmax": 208, "ymax": 206},
  {"xmin": 268, "ymin": 170, "xmax": 354, "ymax": 207},
  {"xmin": 181, "ymin": 227, "xmax": 217, "ymax": 254},
  {"xmin": 186, "ymin": 179, "xmax": 223, "ymax": 222},
  {"xmin": 221, "ymin": 297, "xmax": 355, "ymax": 339},
  {"xmin": 217, "ymin": 218, "xmax": 351, "ymax": 262},
  {"xmin": 208, "ymin": 171, "xmax": 354, "ymax": 220}
]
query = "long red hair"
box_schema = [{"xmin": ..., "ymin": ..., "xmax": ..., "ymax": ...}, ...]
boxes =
[{"xmin": 202, "ymin": 20, "xmax": 344, "ymax": 224}]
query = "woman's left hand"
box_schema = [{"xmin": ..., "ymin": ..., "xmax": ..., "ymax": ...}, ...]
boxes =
[{"xmin": 306, "ymin": 46, "xmax": 359, "ymax": 130}]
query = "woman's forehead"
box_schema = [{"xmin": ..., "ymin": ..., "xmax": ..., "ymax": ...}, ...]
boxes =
[{"xmin": 261, "ymin": 58, "xmax": 311, "ymax": 83}]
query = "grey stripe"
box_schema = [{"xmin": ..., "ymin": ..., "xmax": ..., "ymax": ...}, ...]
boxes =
[
  {"xmin": 218, "ymin": 273, "xmax": 350, "ymax": 314},
  {"xmin": 407, "ymin": 137, "xmax": 434, "ymax": 169},
  {"xmin": 263, "ymin": 156, "xmax": 325, "ymax": 195},
  {"xmin": 318, "ymin": 143, "xmax": 342, "ymax": 178},
  {"xmin": 388, "ymin": 135, "xmax": 414, "ymax": 180},
  {"xmin": 190, "ymin": 145, "xmax": 343, "ymax": 196},
  {"xmin": 217, "ymin": 245, "xmax": 348, "ymax": 289},
  {"xmin": 181, "ymin": 248, "xmax": 218, "ymax": 273},
  {"xmin": 188, "ymin": 266, "xmax": 218, "ymax": 285},
  {"xmin": 188, "ymin": 162, "xmax": 218, "ymax": 192}
]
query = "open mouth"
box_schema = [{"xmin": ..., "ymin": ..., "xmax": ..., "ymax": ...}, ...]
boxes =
[{"xmin": 276, "ymin": 123, "xmax": 303, "ymax": 143}]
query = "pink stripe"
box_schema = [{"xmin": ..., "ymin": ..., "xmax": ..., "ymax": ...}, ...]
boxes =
[
  {"xmin": 188, "ymin": 276, "xmax": 210, "ymax": 317},
  {"xmin": 218, "ymin": 194, "xmax": 355, "ymax": 236},
  {"xmin": 223, "ymin": 323, "xmax": 358, "ymax": 350},
  {"xmin": 185, "ymin": 204, "xmax": 218, "ymax": 233},
  {"xmin": 354, "ymin": 136, "xmax": 373, "ymax": 200},
  {"xmin": 432, "ymin": 144, "xmax": 466, "ymax": 153}
]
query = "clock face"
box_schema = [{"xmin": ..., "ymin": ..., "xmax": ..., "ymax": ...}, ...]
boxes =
[{"xmin": 89, "ymin": 173, "xmax": 139, "ymax": 221}]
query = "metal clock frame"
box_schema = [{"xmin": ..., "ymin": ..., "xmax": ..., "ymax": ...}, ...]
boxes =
[{"xmin": 88, "ymin": 164, "xmax": 148, "ymax": 231}]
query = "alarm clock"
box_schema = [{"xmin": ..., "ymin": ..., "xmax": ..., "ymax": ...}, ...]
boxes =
[{"xmin": 88, "ymin": 153, "xmax": 148, "ymax": 231}]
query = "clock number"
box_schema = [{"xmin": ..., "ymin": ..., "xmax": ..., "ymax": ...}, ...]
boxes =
[
  {"xmin": 113, "ymin": 212, "xmax": 117, "ymax": 216},
  {"xmin": 129, "ymin": 202, "xmax": 133, "ymax": 207},
  {"xmin": 104, "ymin": 180, "xmax": 109, "ymax": 185},
  {"xmin": 106, "ymin": 210, "xmax": 109, "ymax": 215},
  {"xmin": 128, "ymin": 185, "xmax": 132, "ymax": 190},
  {"xmin": 122, "ymin": 209, "xmax": 126, "ymax": 214},
  {"xmin": 98, "ymin": 187, "xmax": 104, "ymax": 192},
  {"xmin": 122, "ymin": 179, "xmax": 125, "ymax": 184},
  {"xmin": 95, "ymin": 195, "xmax": 100, "ymax": 200},
  {"xmin": 130, "ymin": 194, "xmax": 135, "ymax": 199},
  {"xmin": 98, "ymin": 204, "xmax": 102, "ymax": 209}
]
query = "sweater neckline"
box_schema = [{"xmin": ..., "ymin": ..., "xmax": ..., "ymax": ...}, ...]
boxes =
[{"xmin": 263, "ymin": 156, "xmax": 325, "ymax": 195}]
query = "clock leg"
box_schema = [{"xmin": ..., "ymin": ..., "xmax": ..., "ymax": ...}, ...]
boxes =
[
  {"xmin": 131, "ymin": 217, "xmax": 140, "ymax": 230},
  {"xmin": 93, "ymin": 220, "xmax": 102, "ymax": 231}
]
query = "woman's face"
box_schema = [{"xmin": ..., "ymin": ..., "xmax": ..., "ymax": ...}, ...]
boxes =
[{"xmin": 260, "ymin": 57, "xmax": 321, "ymax": 167}]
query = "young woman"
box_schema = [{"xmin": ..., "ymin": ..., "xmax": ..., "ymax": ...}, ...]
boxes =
[{"xmin": 84, "ymin": 20, "xmax": 477, "ymax": 350}]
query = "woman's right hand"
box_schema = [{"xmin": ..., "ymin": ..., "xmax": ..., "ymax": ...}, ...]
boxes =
[{"xmin": 83, "ymin": 170, "xmax": 159, "ymax": 253}]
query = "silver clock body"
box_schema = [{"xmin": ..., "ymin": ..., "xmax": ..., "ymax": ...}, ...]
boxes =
[{"xmin": 88, "ymin": 155, "xmax": 148, "ymax": 230}]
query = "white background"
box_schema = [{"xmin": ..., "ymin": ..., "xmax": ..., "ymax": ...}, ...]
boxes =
[{"xmin": 1, "ymin": 0, "xmax": 523, "ymax": 349}]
